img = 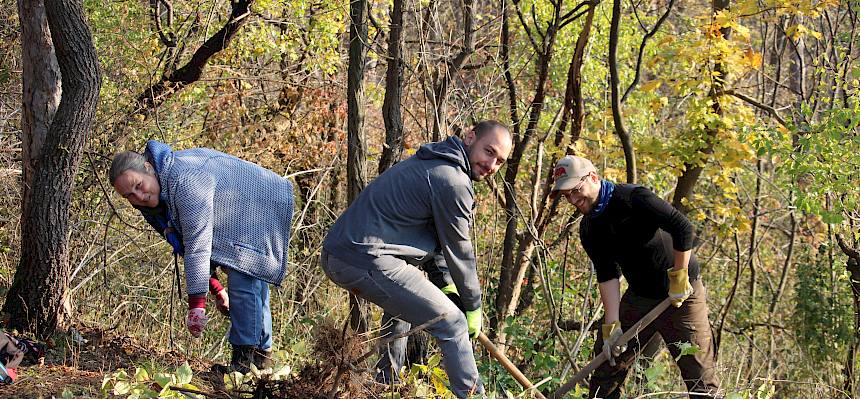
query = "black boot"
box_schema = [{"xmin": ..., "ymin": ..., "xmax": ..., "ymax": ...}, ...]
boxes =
[
  {"xmin": 210, "ymin": 345, "xmax": 256, "ymax": 376},
  {"xmin": 230, "ymin": 345, "xmax": 256, "ymax": 374},
  {"xmin": 252, "ymin": 347, "xmax": 274, "ymax": 369}
]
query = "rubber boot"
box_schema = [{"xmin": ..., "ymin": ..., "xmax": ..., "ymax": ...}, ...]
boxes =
[{"xmin": 253, "ymin": 348, "xmax": 274, "ymax": 369}]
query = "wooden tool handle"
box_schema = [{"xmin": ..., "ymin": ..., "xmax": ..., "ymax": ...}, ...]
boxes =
[
  {"xmin": 549, "ymin": 297, "xmax": 673, "ymax": 399},
  {"xmin": 478, "ymin": 332, "xmax": 548, "ymax": 399}
]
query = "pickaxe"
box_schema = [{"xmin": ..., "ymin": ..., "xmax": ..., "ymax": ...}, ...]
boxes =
[{"xmin": 549, "ymin": 297, "xmax": 672, "ymax": 399}]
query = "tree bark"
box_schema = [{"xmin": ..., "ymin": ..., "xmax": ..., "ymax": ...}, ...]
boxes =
[
  {"xmin": 4, "ymin": 0, "xmax": 101, "ymax": 339},
  {"xmin": 556, "ymin": 5, "xmax": 595, "ymax": 150},
  {"xmin": 18, "ymin": 0, "xmax": 61, "ymax": 219},
  {"xmin": 672, "ymin": 0, "xmax": 731, "ymax": 213},
  {"xmin": 347, "ymin": 0, "xmax": 369, "ymax": 333},
  {"xmin": 493, "ymin": 1, "xmax": 563, "ymax": 345},
  {"xmin": 430, "ymin": 0, "xmax": 475, "ymax": 140},
  {"xmin": 608, "ymin": 0, "xmax": 636, "ymax": 183},
  {"xmin": 837, "ymin": 234, "xmax": 860, "ymax": 396},
  {"xmin": 379, "ymin": 0, "xmax": 405, "ymax": 174}
]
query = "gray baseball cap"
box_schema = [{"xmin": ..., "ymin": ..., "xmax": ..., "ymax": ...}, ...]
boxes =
[{"xmin": 552, "ymin": 155, "xmax": 596, "ymax": 191}]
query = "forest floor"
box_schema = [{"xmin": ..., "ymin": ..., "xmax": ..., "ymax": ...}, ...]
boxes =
[
  {"xmin": 0, "ymin": 322, "xmax": 414, "ymax": 399},
  {"xmin": 0, "ymin": 325, "xmax": 213, "ymax": 398}
]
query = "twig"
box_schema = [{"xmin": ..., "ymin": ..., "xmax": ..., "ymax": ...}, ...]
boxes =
[
  {"xmin": 327, "ymin": 313, "xmax": 447, "ymax": 398},
  {"xmin": 169, "ymin": 385, "xmax": 216, "ymax": 398},
  {"xmin": 355, "ymin": 313, "xmax": 446, "ymax": 364}
]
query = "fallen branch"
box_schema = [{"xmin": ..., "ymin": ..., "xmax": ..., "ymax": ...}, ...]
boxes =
[{"xmin": 327, "ymin": 313, "xmax": 446, "ymax": 399}]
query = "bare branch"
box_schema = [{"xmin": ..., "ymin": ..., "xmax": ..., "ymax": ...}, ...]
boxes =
[{"xmin": 621, "ymin": 0, "xmax": 674, "ymax": 103}]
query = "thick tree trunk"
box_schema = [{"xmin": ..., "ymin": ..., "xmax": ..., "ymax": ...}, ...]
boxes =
[
  {"xmin": 837, "ymin": 235, "xmax": 860, "ymax": 396},
  {"xmin": 18, "ymin": 0, "xmax": 61, "ymax": 217},
  {"xmin": 556, "ymin": 5, "xmax": 594, "ymax": 150},
  {"xmin": 346, "ymin": 0, "xmax": 369, "ymax": 333},
  {"xmin": 379, "ymin": 0, "xmax": 404, "ymax": 174},
  {"xmin": 4, "ymin": 0, "xmax": 101, "ymax": 339},
  {"xmin": 494, "ymin": 44, "xmax": 559, "ymax": 345},
  {"xmin": 672, "ymin": 0, "xmax": 731, "ymax": 213}
]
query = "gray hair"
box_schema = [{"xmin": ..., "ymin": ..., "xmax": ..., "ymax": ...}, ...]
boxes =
[{"xmin": 109, "ymin": 151, "xmax": 149, "ymax": 185}]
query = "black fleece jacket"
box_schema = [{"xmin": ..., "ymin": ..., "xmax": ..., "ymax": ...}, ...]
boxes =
[{"xmin": 580, "ymin": 184, "xmax": 700, "ymax": 299}]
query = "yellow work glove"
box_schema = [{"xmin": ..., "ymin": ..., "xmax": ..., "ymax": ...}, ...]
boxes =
[
  {"xmin": 667, "ymin": 267, "xmax": 694, "ymax": 308},
  {"xmin": 601, "ymin": 321, "xmax": 625, "ymax": 366},
  {"xmin": 440, "ymin": 283, "xmax": 465, "ymax": 311},
  {"xmin": 465, "ymin": 308, "xmax": 482, "ymax": 339}
]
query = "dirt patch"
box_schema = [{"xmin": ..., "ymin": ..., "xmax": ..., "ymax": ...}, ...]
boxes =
[
  {"xmin": 0, "ymin": 365, "xmax": 102, "ymax": 399},
  {"xmin": 5, "ymin": 321, "xmax": 423, "ymax": 398}
]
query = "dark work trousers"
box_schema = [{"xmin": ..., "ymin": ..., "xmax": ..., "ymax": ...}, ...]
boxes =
[{"xmin": 588, "ymin": 279, "xmax": 721, "ymax": 399}]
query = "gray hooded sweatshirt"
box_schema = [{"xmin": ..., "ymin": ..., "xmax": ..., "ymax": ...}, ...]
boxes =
[{"xmin": 323, "ymin": 136, "xmax": 481, "ymax": 311}]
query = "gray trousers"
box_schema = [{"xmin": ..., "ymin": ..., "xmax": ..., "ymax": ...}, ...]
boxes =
[{"xmin": 320, "ymin": 250, "xmax": 484, "ymax": 398}]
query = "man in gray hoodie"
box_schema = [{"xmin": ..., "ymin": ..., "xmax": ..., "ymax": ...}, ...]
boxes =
[{"xmin": 320, "ymin": 120, "xmax": 512, "ymax": 398}]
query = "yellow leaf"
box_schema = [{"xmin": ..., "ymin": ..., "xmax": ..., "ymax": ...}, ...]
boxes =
[
  {"xmin": 734, "ymin": 24, "xmax": 751, "ymax": 41},
  {"xmin": 640, "ymin": 79, "xmax": 663, "ymax": 92},
  {"xmin": 737, "ymin": 0, "xmax": 759, "ymax": 15},
  {"xmin": 744, "ymin": 49, "xmax": 763, "ymax": 68}
]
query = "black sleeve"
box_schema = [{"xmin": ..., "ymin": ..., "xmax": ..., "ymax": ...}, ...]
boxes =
[
  {"xmin": 580, "ymin": 223, "xmax": 621, "ymax": 283},
  {"xmin": 630, "ymin": 187, "xmax": 696, "ymax": 251}
]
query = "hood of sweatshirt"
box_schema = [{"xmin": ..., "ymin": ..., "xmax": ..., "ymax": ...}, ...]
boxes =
[{"xmin": 416, "ymin": 135, "xmax": 471, "ymax": 176}]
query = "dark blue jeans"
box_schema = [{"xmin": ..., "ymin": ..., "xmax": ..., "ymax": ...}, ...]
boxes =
[{"xmin": 226, "ymin": 268, "xmax": 272, "ymax": 350}]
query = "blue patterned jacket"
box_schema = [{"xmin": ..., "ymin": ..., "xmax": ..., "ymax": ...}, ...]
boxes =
[{"xmin": 142, "ymin": 141, "xmax": 294, "ymax": 295}]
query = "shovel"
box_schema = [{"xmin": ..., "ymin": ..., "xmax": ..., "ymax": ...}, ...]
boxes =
[
  {"xmin": 478, "ymin": 332, "xmax": 548, "ymax": 399},
  {"xmin": 549, "ymin": 297, "xmax": 672, "ymax": 399}
]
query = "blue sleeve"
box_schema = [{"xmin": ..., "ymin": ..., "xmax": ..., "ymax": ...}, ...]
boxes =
[{"xmin": 172, "ymin": 170, "xmax": 216, "ymax": 296}]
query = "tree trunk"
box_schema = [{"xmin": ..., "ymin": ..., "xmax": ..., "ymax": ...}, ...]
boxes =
[
  {"xmin": 346, "ymin": 0, "xmax": 369, "ymax": 333},
  {"xmin": 379, "ymin": 0, "xmax": 405, "ymax": 174},
  {"xmin": 672, "ymin": 0, "xmax": 731, "ymax": 213},
  {"xmin": 430, "ymin": 0, "xmax": 474, "ymax": 139},
  {"xmin": 18, "ymin": 0, "xmax": 61, "ymax": 219},
  {"xmin": 4, "ymin": 0, "xmax": 101, "ymax": 339},
  {"xmin": 608, "ymin": 0, "xmax": 636, "ymax": 183},
  {"xmin": 556, "ymin": 5, "xmax": 595, "ymax": 150},
  {"xmin": 837, "ymin": 235, "xmax": 860, "ymax": 396}
]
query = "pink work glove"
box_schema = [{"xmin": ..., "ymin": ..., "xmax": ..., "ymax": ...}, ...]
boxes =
[
  {"xmin": 209, "ymin": 277, "xmax": 230, "ymax": 317},
  {"xmin": 214, "ymin": 289, "xmax": 230, "ymax": 316},
  {"xmin": 186, "ymin": 307, "xmax": 208, "ymax": 337}
]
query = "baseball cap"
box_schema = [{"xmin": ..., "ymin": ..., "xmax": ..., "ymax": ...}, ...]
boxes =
[{"xmin": 552, "ymin": 155, "xmax": 596, "ymax": 191}]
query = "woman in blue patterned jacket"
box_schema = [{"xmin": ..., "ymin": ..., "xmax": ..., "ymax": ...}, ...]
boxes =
[{"xmin": 109, "ymin": 140, "xmax": 294, "ymax": 373}]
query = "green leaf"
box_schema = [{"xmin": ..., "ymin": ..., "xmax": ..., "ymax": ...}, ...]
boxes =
[
  {"xmin": 675, "ymin": 342, "xmax": 701, "ymax": 358},
  {"xmin": 176, "ymin": 362, "xmax": 193, "ymax": 385},
  {"xmin": 644, "ymin": 363, "xmax": 665, "ymax": 382},
  {"xmin": 113, "ymin": 380, "xmax": 131, "ymax": 395},
  {"xmin": 153, "ymin": 372, "xmax": 173, "ymax": 388},
  {"xmin": 134, "ymin": 367, "xmax": 150, "ymax": 382},
  {"xmin": 62, "ymin": 388, "xmax": 75, "ymax": 399}
]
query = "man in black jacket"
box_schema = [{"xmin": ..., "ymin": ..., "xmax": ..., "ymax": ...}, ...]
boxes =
[{"xmin": 551, "ymin": 155, "xmax": 721, "ymax": 398}]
